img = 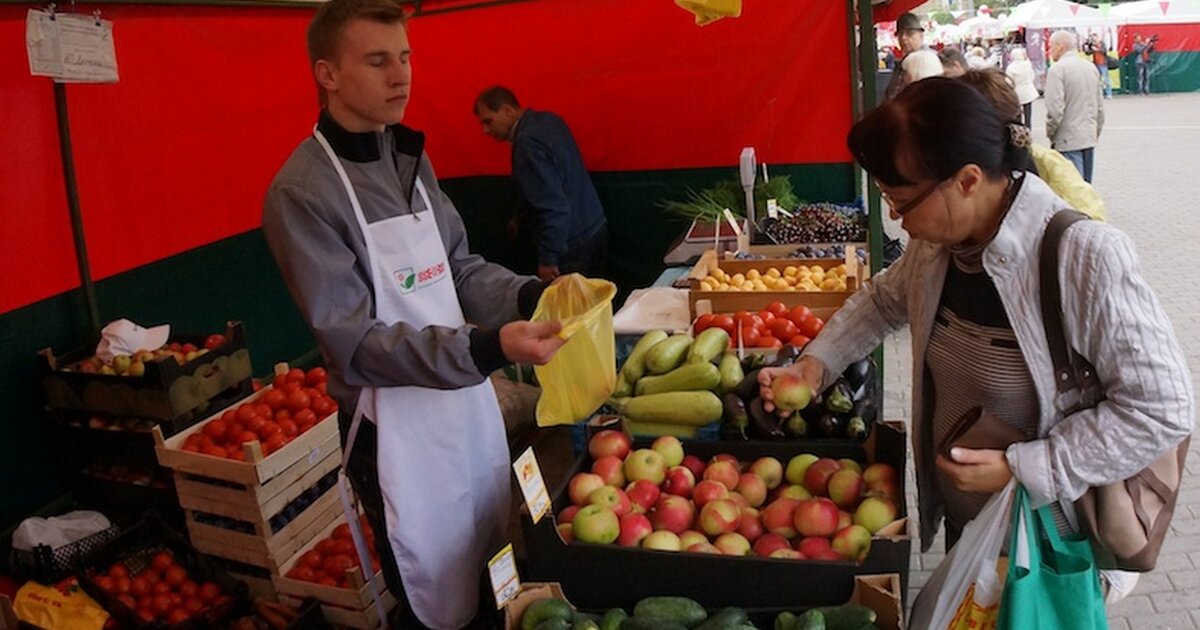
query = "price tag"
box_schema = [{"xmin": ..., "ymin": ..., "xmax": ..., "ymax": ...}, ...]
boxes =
[
  {"xmin": 26, "ymin": 9, "xmax": 119, "ymax": 83},
  {"xmin": 767, "ymin": 199, "xmax": 779, "ymax": 219},
  {"xmin": 488, "ymin": 543, "xmax": 520, "ymax": 609},
  {"xmin": 512, "ymin": 447, "xmax": 551, "ymax": 524}
]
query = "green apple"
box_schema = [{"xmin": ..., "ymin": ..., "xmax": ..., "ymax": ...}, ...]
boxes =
[
  {"xmin": 572, "ymin": 504, "xmax": 619, "ymax": 544},
  {"xmin": 785, "ymin": 454, "xmax": 819, "ymax": 485}
]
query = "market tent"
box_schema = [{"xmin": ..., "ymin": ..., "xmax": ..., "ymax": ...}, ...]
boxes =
[
  {"xmin": 1113, "ymin": 0, "xmax": 1200, "ymax": 92},
  {"xmin": 1004, "ymin": 0, "xmax": 1112, "ymax": 29},
  {"xmin": 958, "ymin": 13, "xmax": 1006, "ymax": 39}
]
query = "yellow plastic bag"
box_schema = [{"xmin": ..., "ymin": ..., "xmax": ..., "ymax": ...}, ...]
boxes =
[
  {"xmin": 14, "ymin": 577, "xmax": 109, "ymax": 630},
  {"xmin": 532, "ymin": 274, "xmax": 617, "ymax": 426},
  {"xmin": 675, "ymin": 0, "xmax": 742, "ymax": 26}
]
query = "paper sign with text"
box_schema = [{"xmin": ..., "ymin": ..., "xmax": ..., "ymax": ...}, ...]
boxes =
[{"xmin": 512, "ymin": 447, "xmax": 551, "ymax": 524}]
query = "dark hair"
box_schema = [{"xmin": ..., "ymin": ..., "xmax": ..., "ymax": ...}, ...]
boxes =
[
  {"xmin": 307, "ymin": 0, "xmax": 407, "ymax": 66},
  {"xmin": 938, "ymin": 48, "xmax": 968, "ymax": 70},
  {"xmin": 474, "ymin": 86, "xmax": 520, "ymax": 115},
  {"xmin": 957, "ymin": 69, "xmax": 1022, "ymax": 122},
  {"xmin": 847, "ymin": 77, "xmax": 1031, "ymax": 187}
]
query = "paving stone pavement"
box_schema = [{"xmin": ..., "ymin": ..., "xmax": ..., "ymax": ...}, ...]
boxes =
[{"xmin": 883, "ymin": 93, "xmax": 1200, "ymax": 628}]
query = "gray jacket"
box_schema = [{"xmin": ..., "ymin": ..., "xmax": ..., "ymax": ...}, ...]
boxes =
[
  {"xmin": 1045, "ymin": 54, "xmax": 1106, "ymax": 152},
  {"xmin": 803, "ymin": 175, "xmax": 1194, "ymax": 550}
]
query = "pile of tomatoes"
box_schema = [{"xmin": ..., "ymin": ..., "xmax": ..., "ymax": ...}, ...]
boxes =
[
  {"xmin": 91, "ymin": 550, "xmax": 229, "ymax": 626},
  {"xmin": 181, "ymin": 367, "xmax": 336, "ymax": 459},
  {"xmin": 285, "ymin": 517, "xmax": 381, "ymax": 589},
  {"xmin": 694, "ymin": 301, "xmax": 825, "ymax": 350}
]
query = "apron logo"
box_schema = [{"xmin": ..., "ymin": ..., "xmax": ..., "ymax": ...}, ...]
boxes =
[{"xmin": 394, "ymin": 262, "xmax": 447, "ymax": 295}]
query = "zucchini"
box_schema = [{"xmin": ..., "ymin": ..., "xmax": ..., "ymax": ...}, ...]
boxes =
[
  {"xmin": 600, "ymin": 609, "xmax": 629, "ymax": 630},
  {"xmin": 621, "ymin": 618, "xmax": 689, "ymax": 630},
  {"xmin": 696, "ymin": 607, "xmax": 750, "ymax": 630},
  {"xmin": 774, "ymin": 611, "xmax": 797, "ymax": 630},
  {"xmin": 633, "ymin": 597, "xmax": 707, "ymax": 628},
  {"xmin": 635, "ymin": 362, "xmax": 721, "ymax": 396},
  {"xmin": 687, "ymin": 328, "xmax": 731, "ymax": 364},
  {"xmin": 535, "ymin": 620, "xmax": 573, "ymax": 630},
  {"xmin": 794, "ymin": 610, "xmax": 825, "ymax": 630},
  {"xmin": 621, "ymin": 330, "xmax": 669, "ymax": 383},
  {"xmin": 613, "ymin": 376, "xmax": 634, "ymax": 398},
  {"xmin": 811, "ymin": 604, "xmax": 875, "ymax": 630},
  {"xmin": 616, "ymin": 391, "xmax": 724, "ymax": 426},
  {"xmin": 572, "ymin": 612, "xmax": 602, "ymax": 630},
  {"xmin": 523, "ymin": 599, "xmax": 574, "ymax": 630},
  {"xmin": 644, "ymin": 334, "xmax": 693, "ymax": 375},
  {"xmin": 718, "ymin": 353, "xmax": 745, "ymax": 394}
]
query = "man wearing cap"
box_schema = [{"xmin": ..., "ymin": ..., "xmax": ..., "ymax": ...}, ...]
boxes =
[{"xmin": 885, "ymin": 12, "xmax": 928, "ymax": 100}]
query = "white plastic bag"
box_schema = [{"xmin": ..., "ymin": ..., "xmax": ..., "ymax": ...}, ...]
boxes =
[
  {"xmin": 12, "ymin": 511, "xmax": 111, "ymax": 552},
  {"xmin": 910, "ymin": 480, "xmax": 1016, "ymax": 630}
]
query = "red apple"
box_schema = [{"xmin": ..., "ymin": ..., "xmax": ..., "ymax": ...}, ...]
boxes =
[
  {"xmin": 709, "ymin": 453, "xmax": 739, "ymax": 467},
  {"xmin": 641, "ymin": 531, "xmax": 682, "ymax": 552},
  {"xmin": 771, "ymin": 373, "xmax": 812, "ymax": 410},
  {"xmin": 556, "ymin": 523, "xmax": 573, "ymax": 543},
  {"xmin": 831, "ymin": 524, "xmax": 872, "ymax": 561},
  {"xmin": 827, "ymin": 469, "xmax": 864, "ymax": 509},
  {"xmin": 587, "ymin": 486, "xmax": 632, "ymax": 518},
  {"xmin": 736, "ymin": 472, "xmax": 768, "ymax": 508},
  {"xmin": 681, "ymin": 455, "xmax": 706, "ymax": 479},
  {"xmin": 686, "ymin": 542, "xmax": 721, "ymax": 554},
  {"xmin": 678, "ymin": 530, "xmax": 709, "ymax": 550},
  {"xmin": 714, "ymin": 532, "xmax": 752, "ymax": 556},
  {"xmin": 862, "ymin": 462, "xmax": 898, "ymax": 486},
  {"xmin": 591, "ymin": 456, "xmax": 626, "ymax": 488},
  {"xmin": 866, "ymin": 480, "xmax": 901, "ymax": 502},
  {"xmin": 692, "ymin": 480, "xmax": 729, "ymax": 508},
  {"xmin": 854, "ymin": 497, "xmax": 898, "ymax": 535},
  {"xmin": 572, "ymin": 504, "xmax": 619, "ymax": 544},
  {"xmin": 802, "ymin": 458, "xmax": 842, "ymax": 496},
  {"xmin": 794, "ymin": 497, "xmax": 840, "ymax": 538},
  {"xmin": 703, "ymin": 461, "xmax": 740, "ymax": 491},
  {"xmin": 626, "ymin": 480, "xmax": 661, "ymax": 513},
  {"xmin": 588, "ymin": 429, "xmax": 632, "ymax": 461},
  {"xmin": 699, "ymin": 499, "xmax": 741, "ymax": 537},
  {"xmin": 662, "ymin": 466, "xmax": 696, "ymax": 498},
  {"xmin": 651, "ymin": 435, "xmax": 685, "ymax": 467},
  {"xmin": 838, "ymin": 458, "xmax": 863, "ymax": 474},
  {"xmin": 624, "ymin": 449, "xmax": 667, "ymax": 485},
  {"xmin": 753, "ymin": 533, "xmax": 792, "ymax": 557},
  {"xmin": 650, "ymin": 495, "xmax": 695, "ymax": 534},
  {"xmin": 617, "ymin": 514, "xmax": 653, "ymax": 547},
  {"xmin": 761, "ymin": 498, "xmax": 801, "ymax": 538},
  {"xmin": 750, "ymin": 457, "xmax": 784, "ymax": 489},
  {"xmin": 838, "ymin": 510, "xmax": 853, "ymax": 530},
  {"xmin": 569, "ymin": 473, "xmax": 606, "ymax": 506},
  {"xmin": 557, "ymin": 505, "xmax": 580, "ymax": 524},
  {"xmin": 797, "ymin": 536, "xmax": 834, "ymax": 558},
  {"xmin": 727, "ymin": 492, "xmax": 749, "ymax": 510},
  {"xmin": 737, "ymin": 508, "xmax": 764, "ymax": 542}
]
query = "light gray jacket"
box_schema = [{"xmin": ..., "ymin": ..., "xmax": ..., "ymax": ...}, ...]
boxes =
[
  {"xmin": 1045, "ymin": 54, "xmax": 1106, "ymax": 152},
  {"xmin": 804, "ymin": 175, "xmax": 1194, "ymax": 550}
]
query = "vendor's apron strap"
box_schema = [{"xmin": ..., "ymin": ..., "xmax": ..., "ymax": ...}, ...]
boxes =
[{"xmin": 337, "ymin": 405, "xmax": 391, "ymax": 627}]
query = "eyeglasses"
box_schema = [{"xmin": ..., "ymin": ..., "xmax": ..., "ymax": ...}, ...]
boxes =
[{"xmin": 878, "ymin": 178, "xmax": 949, "ymax": 216}]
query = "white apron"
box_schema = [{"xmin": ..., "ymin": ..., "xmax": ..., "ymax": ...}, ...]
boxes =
[{"xmin": 314, "ymin": 129, "xmax": 511, "ymax": 629}]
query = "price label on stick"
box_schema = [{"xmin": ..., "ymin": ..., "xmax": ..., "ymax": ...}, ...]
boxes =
[
  {"xmin": 488, "ymin": 543, "xmax": 520, "ymax": 609},
  {"xmin": 512, "ymin": 447, "xmax": 551, "ymax": 524}
]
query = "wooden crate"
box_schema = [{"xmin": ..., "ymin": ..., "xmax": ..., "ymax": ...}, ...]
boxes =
[
  {"xmin": 274, "ymin": 515, "xmax": 395, "ymax": 629},
  {"xmin": 686, "ymin": 247, "xmax": 867, "ymax": 320}
]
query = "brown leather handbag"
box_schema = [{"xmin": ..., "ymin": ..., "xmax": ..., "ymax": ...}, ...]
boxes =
[{"xmin": 1040, "ymin": 209, "xmax": 1190, "ymax": 571}]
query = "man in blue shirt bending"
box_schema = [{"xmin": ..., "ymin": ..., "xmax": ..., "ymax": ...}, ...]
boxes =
[{"xmin": 475, "ymin": 86, "xmax": 608, "ymax": 282}]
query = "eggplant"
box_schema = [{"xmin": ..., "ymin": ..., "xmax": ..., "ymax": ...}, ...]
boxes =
[
  {"xmin": 843, "ymin": 356, "xmax": 875, "ymax": 391},
  {"xmin": 845, "ymin": 416, "xmax": 869, "ymax": 441},
  {"xmin": 741, "ymin": 354, "xmax": 767, "ymax": 372},
  {"xmin": 748, "ymin": 397, "xmax": 786, "ymax": 440},
  {"xmin": 823, "ymin": 378, "xmax": 854, "ymax": 414},
  {"xmin": 722, "ymin": 393, "xmax": 749, "ymax": 439},
  {"xmin": 851, "ymin": 377, "xmax": 875, "ymax": 403},
  {"xmin": 815, "ymin": 412, "xmax": 844, "ymax": 438},
  {"xmin": 850, "ymin": 398, "xmax": 877, "ymax": 425},
  {"xmin": 735, "ymin": 368, "xmax": 763, "ymax": 401},
  {"xmin": 783, "ymin": 413, "xmax": 809, "ymax": 438},
  {"xmin": 771, "ymin": 344, "xmax": 800, "ymax": 368}
]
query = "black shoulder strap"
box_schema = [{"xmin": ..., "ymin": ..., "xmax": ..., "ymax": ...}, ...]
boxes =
[{"xmin": 1040, "ymin": 209, "xmax": 1092, "ymax": 393}]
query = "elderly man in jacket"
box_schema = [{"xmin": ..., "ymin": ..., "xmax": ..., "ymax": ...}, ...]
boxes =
[{"xmin": 1045, "ymin": 30, "xmax": 1105, "ymax": 183}]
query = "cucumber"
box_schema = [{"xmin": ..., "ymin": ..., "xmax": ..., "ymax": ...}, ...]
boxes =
[
  {"xmin": 523, "ymin": 599, "xmax": 574, "ymax": 630},
  {"xmin": 621, "ymin": 330, "xmax": 669, "ymax": 383},
  {"xmin": 535, "ymin": 620, "xmax": 573, "ymax": 630},
  {"xmin": 635, "ymin": 362, "xmax": 721, "ymax": 396},
  {"xmin": 644, "ymin": 334, "xmax": 693, "ymax": 375},
  {"xmin": 600, "ymin": 609, "xmax": 629, "ymax": 630},
  {"xmin": 696, "ymin": 607, "xmax": 750, "ymax": 630},
  {"xmin": 810, "ymin": 604, "xmax": 875, "ymax": 630},
  {"xmin": 613, "ymin": 376, "xmax": 634, "ymax": 398},
  {"xmin": 774, "ymin": 611, "xmax": 797, "ymax": 630},
  {"xmin": 621, "ymin": 618, "xmax": 689, "ymax": 630},
  {"xmin": 617, "ymin": 391, "xmax": 724, "ymax": 426},
  {"xmin": 718, "ymin": 353, "xmax": 745, "ymax": 394},
  {"xmin": 633, "ymin": 597, "xmax": 707, "ymax": 627},
  {"xmin": 795, "ymin": 610, "xmax": 825, "ymax": 630},
  {"xmin": 572, "ymin": 612, "xmax": 602, "ymax": 630},
  {"xmin": 687, "ymin": 328, "xmax": 731, "ymax": 364}
]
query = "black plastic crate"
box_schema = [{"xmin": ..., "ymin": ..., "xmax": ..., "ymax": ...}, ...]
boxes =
[{"xmin": 8, "ymin": 514, "xmax": 123, "ymax": 584}]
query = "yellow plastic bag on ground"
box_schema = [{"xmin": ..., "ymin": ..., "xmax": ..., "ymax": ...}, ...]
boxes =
[
  {"xmin": 532, "ymin": 274, "xmax": 617, "ymax": 427},
  {"xmin": 14, "ymin": 578, "xmax": 108, "ymax": 630}
]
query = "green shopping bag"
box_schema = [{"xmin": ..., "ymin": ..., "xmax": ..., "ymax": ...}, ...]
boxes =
[{"xmin": 997, "ymin": 485, "xmax": 1108, "ymax": 630}]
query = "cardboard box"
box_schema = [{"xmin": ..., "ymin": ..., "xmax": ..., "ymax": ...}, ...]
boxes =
[
  {"xmin": 503, "ymin": 583, "xmax": 572, "ymax": 630},
  {"xmin": 521, "ymin": 422, "xmax": 912, "ymax": 610}
]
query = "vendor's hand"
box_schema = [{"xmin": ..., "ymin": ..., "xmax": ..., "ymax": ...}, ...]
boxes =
[
  {"xmin": 936, "ymin": 448, "xmax": 1012, "ymax": 494},
  {"xmin": 538, "ymin": 265, "xmax": 560, "ymax": 282},
  {"xmin": 758, "ymin": 356, "xmax": 826, "ymax": 414},
  {"xmin": 500, "ymin": 320, "xmax": 566, "ymax": 365}
]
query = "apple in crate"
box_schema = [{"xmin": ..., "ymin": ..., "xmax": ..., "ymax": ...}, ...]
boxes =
[
  {"xmin": 569, "ymin": 473, "xmax": 606, "ymax": 506},
  {"xmin": 624, "ymin": 449, "xmax": 666, "ymax": 485},
  {"xmin": 681, "ymin": 455, "xmax": 705, "ymax": 480},
  {"xmin": 838, "ymin": 459, "xmax": 863, "ymax": 474},
  {"xmin": 626, "ymin": 480, "xmax": 660, "ymax": 513},
  {"xmin": 854, "ymin": 497, "xmax": 898, "ymax": 535},
  {"xmin": 750, "ymin": 457, "xmax": 784, "ymax": 489},
  {"xmin": 618, "ymin": 514, "xmax": 653, "ymax": 548},
  {"xmin": 699, "ymin": 499, "xmax": 741, "ymax": 537},
  {"xmin": 556, "ymin": 523, "xmax": 573, "ymax": 543},
  {"xmin": 651, "ymin": 435, "xmax": 685, "ymax": 467},
  {"xmin": 686, "ymin": 542, "xmax": 721, "ymax": 554},
  {"xmin": 785, "ymin": 454, "xmax": 819, "ymax": 485},
  {"xmin": 862, "ymin": 462, "xmax": 898, "ymax": 486},
  {"xmin": 714, "ymin": 533, "xmax": 752, "ymax": 556},
  {"xmin": 838, "ymin": 511, "xmax": 853, "ymax": 530},
  {"xmin": 803, "ymin": 458, "xmax": 842, "ymax": 496},
  {"xmin": 692, "ymin": 480, "xmax": 729, "ymax": 508},
  {"xmin": 703, "ymin": 461, "xmax": 740, "ymax": 491},
  {"xmin": 777, "ymin": 484, "xmax": 812, "ymax": 501},
  {"xmin": 832, "ymin": 524, "xmax": 872, "ymax": 562},
  {"xmin": 642, "ymin": 531, "xmax": 682, "ymax": 552},
  {"xmin": 753, "ymin": 533, "xmax": 791, "ymax": 557},
  {"xmin": 591, "ymin": 456, "xmax": 626, "ymax": 488},
  {"xmin": 736, "ymin": 473, "xmax": 767, "ymax": 507},
  {"xmin": 709, "ymin": 453, "xmax": 739, "ymax": 466},
  {"xmin": 738, "ymin": 508, "xmax": 764, "ymax": 542},
  {"xmin": 794, "ymin": 497, "xmax": 840, "ymax": 538},
  {"xmin": 727, "ymin": 492, "xmax": 749, "ymax": 510},
  {"xmin": 662, "ymin": 466, "xmax": 695, "ymax": 498},
  {"xmin": 827, "ymin": 469, "xmax": 864, "ymax": 509},
  {"xmin": 651, "ymin": 495, "xmax": 695, "ymax": 534},
  {"xmin": 679, "ymin": 530, "xmax": 708, "ymax": 550},
  {"xmin": 761, "ymin": 498, "xmax": 801, "ymax": 538},
  {"xmin": 866, "ymin": 480, "xmax": 901, "ymax": 503},
  {"xmin": 572, "ymin": 505, "xmax": 619, "ymax": 544},
  {"xmin": 588, "ymin": 429, "xmax": 632, "ymax": 461},
  {"xmin": 797, "ymin": 536, "xmax": 835, "ymax": 558},
  {"xmin": 557, "ymin": 505, "xmax": 580, "ymax": 524},
  {"xmin": 587, "ymin": 486, "xmax": 632, "ymax": 518},
  {"xmin": 770, "ymin": 548, "xmax": 805, "ymax": 560}
]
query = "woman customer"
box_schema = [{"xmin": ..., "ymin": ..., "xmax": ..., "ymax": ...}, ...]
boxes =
[
  {"xmin": 1005, "ymin": 48, "xmax": 1039, "ymax": 127},
  {"xmin": 759, "ymin": 77, "xmax": 1193, "ymax": 601},
  {"xmin": 958, "ymin": 68, "xmax": 1106, "ymax": 221}
]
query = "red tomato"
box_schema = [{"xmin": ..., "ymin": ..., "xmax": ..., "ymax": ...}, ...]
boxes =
[
  {"xmin": 693, "ymin": 313, "xmax": 715, "ymax": 334},
  {"xmin": 178, "ymin": 580, "xmax": 198, "ymax": 597},
  {"xmin": 316, "ymin": 539, "xmax": 337, "ymax": 555},
  {"xmin": 257, "ymin": 421, "xmax": 281, "ymax": 440},
  {"xmin": 114, "ymin": 576, "xmax": 132, "ymax": 594},
  {"xmin": 789, "ymin": 334, "xmax": 812, "ymax": 348},
  {"xmin": 288, "ymin": 566, "xmax": 318, "ymax": 582},
  {"xmin": 238, "ymin": 431, "xmax": 259, "ymax": 444},
  {"xmin": 202, "ymin": 445, "xmax": 227, "ymax": 458},
  {"xmin": 305, "ymin": 367, "xmax": 328, "ymax": 387},
  {"xmin": 329, "ymin": 540, "xmax": 355, "ymax": 557},
  {"xmin": 117, "ymin": 594, "xmax": 137, "ymax": 609},
  {"xmin": 227, "ymin": 448, "xmax": 247, "ymax": 461},
  {"xmin": 167, "ymin": 608, "xmax": 190, "ymax": 624},
  {"xmin": 181, "ymin": 343, "xmax": 198, "ymax": 354},
  {"xmin": 309, "ymin": 399, "xmax": 333, "ymax": 421},
  {"xmin": 183, "ymin": 597, "xmax": 205, "ymax": 614},
  {"xmin": 234, "ymin": 405, "xmax": 258, "ymax": 424},
  {"xmin": 799, "ymin": 315, "xmax": 825, "ymax": 339},
  {"xmin": 277, "ymin": 419, "xmax": 299, "ymax": 438},
  {"xmin": 164, "ymin": 566, "xmax": 188, "ymax": 587},
  {"xmin": 152, "ymin": 594, "xmax": 174, "ymax": 616},
  {"xmin": 754, "ymin": 335, "xmax": 783, "ymax": 349},
  {"xmin": 136, "ymin": 608, "xmax": 156, "ymax": 623},
  {"xmin": 221, "ymin": 410, "xmax": 237, "ymax": 424},
  {"xmin": 264, "ymin": 434, "xmax": 287, "ymax": 453},
  {"xmin": 152, "ymin": 581, "xmax": 172, "ymax": 595},
  {"xmin": 255, "ymin": 403, "xmax": 273, "ymax": 419},
  {"xmin": 198, "ymin": 582, "xmax": 220, "ymax": 603},
  {"xmin": 286, "ymin": 390, "xmax": 311, "ymax": 413},
  {"xmin": 245, "ymin": 415, "xmax": 267, "ymax": 433},
  {"xmin": 316, "ymin": 576, "xmax": 338, "ymax": 587},
  {"xmin": 300, "ymin": 550, "xmax": 324, "ymax": 569},
  {"xmin": 203, "ymin": 334, "xmax": 226, "ymax": 350},
  {"xmin": 732, "ymin": 310, "xmax": 754, "ymax": 327},
  {"xmin": 129, "ymin": 576, "xmax": 150, "ymax": 597},
  {"xmin": 286, "ymin": 368, "xmax": 306, "ymax": 383},
  {"xmin": 261, "ymin": 389, "xmax": 287, "ymax": 411},
  {"xmin": 711, "ymin": 314, "xmax": 735, "ymax": 336},
  {"xmin": 224, "ymin": 422, "xmax": 246, "ymax": 444},
  {"xmin": 757, "ymin": 310, "xmax": 776, "ymax": 326},
  {"xmin": 94, "ymin": 575, "xmax": 116, "ymax": 593},
  {"xmin": 169, "ymin": 592, "xmax": 183, "ymax": 607},
  {"xmin": 738, "ymin": 326, "xmax": 760, "ymax": 347},
  {"xmin": 271, "ymin": 374, "xmax": 288, "ymax": 390},
  {"xmin": 293, "ymin": 409, "xmax": 317, "ymax": 427},
  {"xmin": 202, "ymin": 420, "xmax": 227, "ymax": 442},
  {"xmin": 273, "ymin": 409, "xmax": 292, "ymax": 423},
  {"xmin": 770, "ymin": 318, "xmax": 799, "ymax": 341},
  {"xmin": 766, "ymin": 301, "xmax": 788, "ymax": 317},
  {"xmin": 322, "ymin": 554, "xmax": 355, "ymax": 576},
  {"xmin": 142, "ymin": 569, "xmax": 160, "ymax": 585},
  {"xmin": 333, "ymin": 523, "xmax": 352, "ymax": 541},
  {"xmin": 282, "ymin": 381, "xmax": 303, "ymax": 395},
  {"xmin": 316, "ymin": 382, "xmax": 328, "ymax": 395},
  {"xmin": 788, "ymin": 305, "xmax": 814, "ymax": 326}
]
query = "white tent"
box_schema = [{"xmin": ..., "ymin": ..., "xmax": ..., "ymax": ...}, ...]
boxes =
[
  {"xmin": 1004, "ymin": 0, "xmax": 1114, "ymax": 30},
  {"xmin": 959, "ymin": 13, "xmax": 1006, "ymax": 39},
  {"xmin": 1111, "ymin": 0, "xmax": 1200, "ymax": 25}
]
